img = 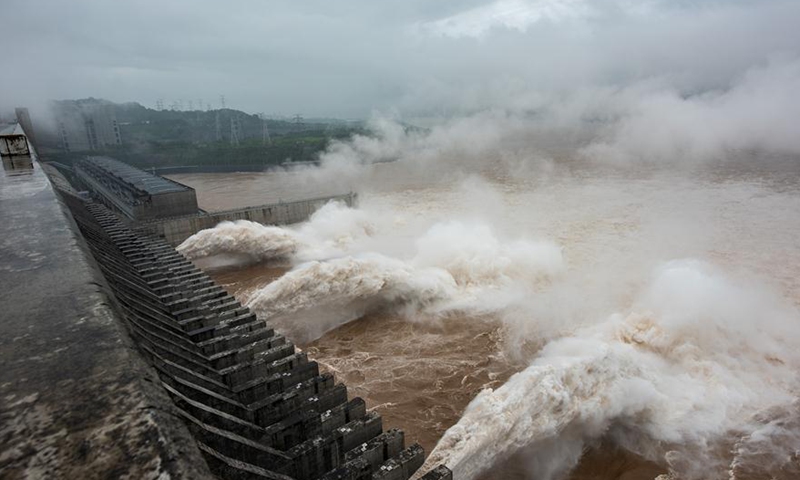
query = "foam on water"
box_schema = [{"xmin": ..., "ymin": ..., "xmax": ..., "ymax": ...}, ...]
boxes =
[{"xmin": 415, "ymin": 260, "xmax": 800, "ymax": 480}]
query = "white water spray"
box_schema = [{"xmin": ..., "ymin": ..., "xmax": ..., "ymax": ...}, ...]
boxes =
[
  {"xmin": 178, "ymin": 220, "xmax": 299, "ymax": 262},
  {"xmin": 180, "ymin": 200, "xmax": 564, "ymax": 343},
  {"xmin": 245, "ymin": 253, "xmax": 459, "ymax": 343},
  {"xmin": 178, "ymin": 201, "xmax": 376, "ymax": 264},
  {"xmin": 178, "ymin": 167, "xmax": 800, "ymax": 479},
  {"xmin": 415, "ymin": 260, "xmax": 800, "ymax": 480}
]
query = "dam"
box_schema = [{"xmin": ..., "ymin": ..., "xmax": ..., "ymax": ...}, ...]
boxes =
[
  {"xmin": 0, "ymin": 139, "xmax": 451, "ymax": 479},
  {"xmin": 5, "ymin": 122, "xmax": 800, "ymax": 480}
]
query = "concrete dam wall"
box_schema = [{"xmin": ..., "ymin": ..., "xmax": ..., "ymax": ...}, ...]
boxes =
[
  {"xmin": 138, "ymin": 192, "xmax": 358, "ymax": 246},
  {"xmin": 1, "ymin": 158, "xmax": 212, "ymax": 479},
  {"xmin": 53, "ymin": 186, "xmax": 450, "ymax": 479}
]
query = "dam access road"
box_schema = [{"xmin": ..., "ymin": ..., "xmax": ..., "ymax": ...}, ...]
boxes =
[{"xmin": 0, "ymin": 156, "xmax": 211, "ymax": 478}]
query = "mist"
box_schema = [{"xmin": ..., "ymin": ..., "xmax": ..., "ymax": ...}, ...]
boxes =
[
  {"xmin": 175, "ymin": 77, "xmax": 800, "ymax": 477},
  {"xmin": 180, "ymin": 147, "xmax": 800, "ymax": 478},
  {"xmin": 172, "ymin": 28, "xmax": 800, "ymax": 472},
  {"xmin": 15, "ymin": 0, "xmax": 798, "ymax": 479}
]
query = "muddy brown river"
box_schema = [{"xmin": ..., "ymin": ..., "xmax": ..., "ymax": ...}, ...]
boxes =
[{"xmin": 169, "ymin": 157, "xmax": 800, "ymax": 480}]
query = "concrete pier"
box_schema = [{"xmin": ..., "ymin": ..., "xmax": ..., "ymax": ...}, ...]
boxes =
[
  {"xmin": 0, "ymin": 158, "xmax": 212, "ymax": 479},
  {"xmin": 51, "ymin": 180, "xmax": 449, "ymax": 478},
  {"xmin": 70, "ymin": 155, "xmax": 357, "ymax": 246},
  {"xmin": 137, "ymin": 192, "xmax": 358, "ymax": 245}
]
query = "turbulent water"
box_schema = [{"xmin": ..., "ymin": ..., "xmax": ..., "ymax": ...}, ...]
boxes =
[{"xmin": 171, "ymin": 156, "xmax": 800, "ymax": 480}]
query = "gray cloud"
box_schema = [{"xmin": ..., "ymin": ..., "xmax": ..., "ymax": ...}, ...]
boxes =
[{"xmin": 1, "ymin": 0, "xmax": 798, "ymax": 120}]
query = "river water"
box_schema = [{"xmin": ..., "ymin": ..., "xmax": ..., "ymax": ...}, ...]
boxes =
[{"xmin": 168, "ymin": 155, "xmax": 800, "ymax": 480}]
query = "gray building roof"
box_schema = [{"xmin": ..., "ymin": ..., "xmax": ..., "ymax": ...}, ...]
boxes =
[
  {"xmin": 0, "ymin": 124, "xmax": 25, "ymax": 137},
  {"xmin": 84, "ymin": 156, "xmax": 191, "ymax": 195}
]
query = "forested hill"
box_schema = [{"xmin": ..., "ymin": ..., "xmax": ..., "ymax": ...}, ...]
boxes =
[{"xmin": 45, "ymin": 98, "xmax": 366, "ymax": 171}]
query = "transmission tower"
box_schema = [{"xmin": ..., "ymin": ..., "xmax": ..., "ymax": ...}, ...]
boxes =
[
  {"xmin": 215, "ymin": 111, "xmax": 222, "ymax": 141},
  {"xmin": 156, "ymin": 99, "xmax": 164, "ymax": 111},
  {"xmin": 230, "ymin": 114, "xmax": 241, "ymax": 147},
  {"xmin": 258, "ymin": 113, "xmax": 272, "ymax": 145},
  {"xmin": 220, "ymin": 94, "xmax": 226, "ymax": 109},
  {"xmin": 293, "ymin": 113, "xmax": 304, "ymax": 130},
  {"xmin": 187, "ymin": 100, "xmax": 194, "ymax": 111}
]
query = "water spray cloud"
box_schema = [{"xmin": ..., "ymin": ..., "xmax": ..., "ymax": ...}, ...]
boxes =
[{"xmin": 416, "ymin": 260, "xmax": 800, "ymax": 480}]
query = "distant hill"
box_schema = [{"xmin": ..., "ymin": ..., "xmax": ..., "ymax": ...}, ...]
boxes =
[{"xmin": 43, "ymin": 98, "xmax": 366, "ymax": 171}]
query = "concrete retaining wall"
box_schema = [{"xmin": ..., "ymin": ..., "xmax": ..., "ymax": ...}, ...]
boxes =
[
  {"xmin": 52, "ymin": 190, "xmax": 450, "ymax": 479},
  {"xmin": 0, "ymin": 159, "xmax": 214, "ymax": 479},
  {"xmin": 139, "ymin": 192, "xmax": 357, "ymax": 245}
]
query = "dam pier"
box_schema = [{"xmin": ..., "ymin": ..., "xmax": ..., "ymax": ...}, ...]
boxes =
[{"xmin": 0, "ymin": 131, "xmax": 451, "ymax": 480}]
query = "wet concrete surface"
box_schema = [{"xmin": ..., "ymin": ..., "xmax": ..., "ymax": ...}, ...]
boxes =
[{"xmin": 0, "ymin": 158, "xmax": 213, "ymax": 479}]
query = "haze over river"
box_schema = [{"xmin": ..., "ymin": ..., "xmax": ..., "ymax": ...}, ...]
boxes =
[{"xmin": 169, "ymin": 155, "xmax": 800, "ymax": 480}]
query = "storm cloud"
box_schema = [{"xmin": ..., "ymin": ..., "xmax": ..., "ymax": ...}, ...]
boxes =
[{"xmin": 2, "ymin": 0, "xmax": 799, "ymax": 120}]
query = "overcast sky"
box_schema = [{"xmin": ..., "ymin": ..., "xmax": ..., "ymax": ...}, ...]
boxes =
[{"xmin": 2, "ymin": 0, "xmax": 799, "ymax": 119}]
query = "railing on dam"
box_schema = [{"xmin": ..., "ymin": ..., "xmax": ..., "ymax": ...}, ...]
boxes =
[{"xmin": 136, "ymin": 192, "xmax": 358, "ymax": 246}]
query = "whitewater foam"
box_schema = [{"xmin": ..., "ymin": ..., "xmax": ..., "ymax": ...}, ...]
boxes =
[
  {"xmin": 415, "ymin": 260, "xmax": 800, "ymax": 480},
  {"xmin": 244, "ymin": 253, "xmax": 459, "ymax": 343},
  {"xmin": 177, "ymin": 201, "xmax": 376, "ymax": 265},
  {"xmin": 182, "ymin": 201, "xmax": 565, "ymax": 343},
  {"xmin": 179, "ymin": 174, "xmax": 800, "ymax": 480},
  {"xmin": 178, "ymin": 219, "xmax": 299, "ymax": 262}
]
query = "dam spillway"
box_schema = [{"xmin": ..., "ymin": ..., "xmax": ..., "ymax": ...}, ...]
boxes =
[
  {"xmin": 61, "ymin": 191, "xmax": 447, "ymax": 479},
  {"xmin": 0, "ymin": 151, "xmax": 451, "ymax": 479}
]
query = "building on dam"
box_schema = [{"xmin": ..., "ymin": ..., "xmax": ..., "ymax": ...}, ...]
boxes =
[
  {"xmin": 0, "ymin": 127, "xmax": 451, "ymax": 479},
  {"xmin": 74, "ymin": 156, "xmax": 200, "ymax": 220},
  {"xmin": 1, "ymin": 121, "xmax": 34, "ymax": 171}
]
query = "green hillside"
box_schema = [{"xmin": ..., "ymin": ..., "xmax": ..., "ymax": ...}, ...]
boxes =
[{"xmin": 44, "ymin": 99, "xmax": 365, "ymax": 171}]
